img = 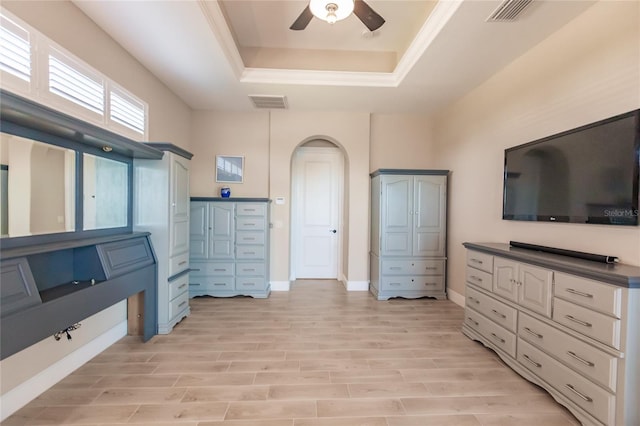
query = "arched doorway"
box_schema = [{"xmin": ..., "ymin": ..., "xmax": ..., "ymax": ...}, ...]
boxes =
[{"xmin": 290, "ymin": 140, "xmax": 345, "ymax": 280}]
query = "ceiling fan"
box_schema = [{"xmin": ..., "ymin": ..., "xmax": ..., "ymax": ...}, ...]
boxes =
[{"xmin": 290, "ymin": 0, "xmax": 385, "ymax": 32}]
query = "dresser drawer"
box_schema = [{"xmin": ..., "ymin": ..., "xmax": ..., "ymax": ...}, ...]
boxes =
[
  {"xmin": 236, "ymin": 245, "xmax": 265, "ymax": 260},
  {"xmin": 553, "ymin": 298, "xmax": 620, "ymax": 349},
  {"xmin": 169, "ymin": 251, "xmax": 189, "ymax": 278},
  {"xmin": 466, "ymin": 266, "xmax": 492, "ymax": 292},
  {"xmin": 169, "ymin": 272, "xmax": 190, "ymax": 301},
  {"xmin": 381, "ymin": 276, "xmax": 444, "ymax": 292},
  {"xmin": 236, "ymin": 203, "xmax": 266, "ymax": 216},
  {"xmin": 236, "ymin": 262, "xmax": 266, "ymax": 276},
  {"xmin": 236, "ymin": 217, "xmax": 266, "ymax": 231},
  {"xmin": 169, "ymin": 291, "xmax": 189, "ymax": 320},
  {"xmin": 466, "ymin": 287, "xmax": 517, "ymax": 332},
  {"xmin": 518, "ymin": 338, "xmax": 615, "ymax": 426},
  {"xmin": 555, "ymin": 273, "xmax": 622, "ymax": 318},
  {"xmin": 236, "ymin": 232, "xmax": 265, "ymax": 245},
  {"xmin": 518, "ymin": 313, "xmax": 617, "ymax": 392},
  {"xmin": 190, "ymin": 262, "xmax": 234, "ymax": 276},
  {"xmin": 465, "ymin": 308, "xmax": 516, "ymax": 357},
  {"xmin": 189, "ymin": 276, "xmax": 234, "ymax": 291},
  {"xmin": 467, "ymin": 250, "xmax": 493, "ymax": 273},
  {"xmin": 382, "ymin": 259, "xmax": 444, "ymax": 276},
  {"xmin": 236, "ymin": 277, "xmax": 267, "ymax": 291}
]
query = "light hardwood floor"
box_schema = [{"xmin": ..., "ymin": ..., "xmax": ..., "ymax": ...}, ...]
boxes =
[{"xmin": 3, "ymin": 280, "xmax": 580, "ymax": 426}]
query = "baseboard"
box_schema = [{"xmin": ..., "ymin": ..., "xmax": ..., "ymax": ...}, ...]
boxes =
[
  {"xmin": 0, "ymin": 320, "xmax": 127, "ymax": 421},
  {"xmin": 270, "ymin": 281, "xmax": 291, "ymax": 291},
  {"xmin": 448, "ymin": 288, "xmax": 465, "ymax": 307},
  {"xmin": 345, "ymin": 280, "xmax": 369, "ymax": 291}
]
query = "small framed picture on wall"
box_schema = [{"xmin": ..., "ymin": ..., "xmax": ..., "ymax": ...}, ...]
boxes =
[{"xmin": 216, "ymin": 155, "xmax": 244, "ymax": 183}]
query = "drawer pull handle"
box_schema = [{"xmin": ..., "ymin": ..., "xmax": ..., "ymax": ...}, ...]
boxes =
[
  {"xmin": 190, "ymin": 283, "xmax": 201, "ymax": 286},
  {"xmin": 490, "ymin": 333, "xmax": 505, "ymax": 344},
  {"xmin": 214, "ymin": 269, "xmax": 226, "ymax": 272},
  {"xmin": 390, "ymin": 283, "xmax": 401, "ymax": 286},
  {"xmin": 191, "ymin": 268, "xmax": 201, "ymax": 272},
  {"xmin": 491, "ymin": 309, "xmax": 506, "ymax": 319},
  {"xmin": 214, "ymin": 283, "xmax": 226, "ymax": 286},
  {"xmin": 243, "ymin": 283, "xmax": 256, "ymax": 286},
  {"xmin": 523, "ymin": 327, "xmax": 543, "ymax": 339},
  {"xmin": 424, "ymin": 267, "xmax": 437, "ymax": 270},
  {"xmin": 467, "ymin": 317, "xmax": 479, "ymax": 327},
  {"xmin": 564, "ymin": 315, "xmax": 592, "ymax": 328},
  {"xmin": 390, "ymin": 267, "xmax": 402, "ymax": 270},
  {"xmin": 424, "ymin": 282, "xmax": 437, "ymax": 286},
  {"xmin": 467, "ymin": 296, "xmax": 480, "ymax": 304},
  {"xmin": 178, "ymin": 283, "xmax": 187, "ymax": 289},
  {"xmin": 566, "ymin": 351, "xmax": 595, "ymax": 367},
  {"xmin": 178, "ymin": 261, "xmax": 187, "ymax": 266},
  {"xmin": 243, "ymin": 268, "xmax": 256, "ymax": 272},
  {"xmin": 565, "ymin": 384, "xmax": 593, "ymax": 402},
  {"xmin": 565, "ymin": 288, "xmax": 594, "ymax": 298},
  {"xmin": 471, "ymin": 259, "xmax": 483, "ymax": 264},
  {"xmin": 244, "ymin": 252, "xmax": 256, "ymax": 255},
  {"xmin": 178, "ymin": 301, "xmax": 187, "ymax": 308},
  {"xmin": 470, "ymin": 275, "xmax": 483, "ymax": 282},
  {"xmin": 243, "ymin": 238, "xmax": 256, "ymax": 241},
  {"xmin": 244, "ymin": 209, "xmax": 256, "ymax": 212},
  {"xmin": 522, "ymin": 354, "xmax": 542, "ymax": 368}
]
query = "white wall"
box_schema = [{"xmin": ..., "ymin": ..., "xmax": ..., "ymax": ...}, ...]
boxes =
[
  {"xmin": 434, "ymin": 0, "xmax": 640, "ymax": 299},
  {"xmin": 370, "ymin": 113, "xmax": 436, "ymax": 172}
]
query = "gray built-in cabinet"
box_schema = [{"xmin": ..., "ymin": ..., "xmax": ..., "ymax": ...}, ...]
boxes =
[
  {"xmin": 189, "ymin": 198, "xmax": 270, "ymax": 298},
  {"xmin": 134, "ymin": 144, "xmax": 193, "ymax": 334},
  {"xmin": 369, "ymin": 169, "xmax": 449, "ymax": 300},
  {"xmin": 463, "ymin": 242, "xmax": 640, "ymax": 426}
]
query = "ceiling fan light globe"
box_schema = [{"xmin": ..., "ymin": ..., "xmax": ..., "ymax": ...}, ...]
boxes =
[{"xmin": 309, "ymin": 0, "xmax": 354, "ymax": 23}]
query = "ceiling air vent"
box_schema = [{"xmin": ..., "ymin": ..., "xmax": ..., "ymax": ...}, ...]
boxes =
[
  {"xmin": 249, "ymin": 95, "xmax": 288, "ymax": 109},
  {"xmin": 487, "ymin": 0, "xmax": 533, "ymax": 21}
]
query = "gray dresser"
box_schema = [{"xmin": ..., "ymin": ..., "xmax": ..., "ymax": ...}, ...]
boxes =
[
  {"xmin": 369, "ymin": 169, "xmax": 448, "ymax": 300},
  {"xmin": 189, "ymin": 198, "xmax": 270, "ymax": 298},
  {"xmin": 462, "ymin": 242, "xmax": 640, "ymax": 426}
]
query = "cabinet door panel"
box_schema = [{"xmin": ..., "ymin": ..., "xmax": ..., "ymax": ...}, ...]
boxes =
[
  {"xmin": 518, "ymin": 264, "xmax": 552, "ymax": 317},
  {"xmin": 209, "ymin": 204, "xmax": 234, "ymax": 259},
  {"xmin": 189, "ymin": 202, "xmax": 209, "ymax": 259},
  {"xmin": 493, "ymin": 258, "xmax": 518, "ymax": 302},
  {"xmin": 169, "ymin": 154, "xmax": 190, "ymax": 257},
  {"xmin": 413, "ymin": 176, "xmax": 446, "ymax": 257},
  {"xmin": 381, "ymin": 176, "xmax": 412, "ymax": 256}
]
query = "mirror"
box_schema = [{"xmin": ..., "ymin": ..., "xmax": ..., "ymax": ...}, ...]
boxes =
[
  {"xmin": 0, "ymin": 133, "xmax": 76, "ymax": 238},
  {"xmin": 83, "ymin": 153, "xmax": 128, "ymax": 230}
]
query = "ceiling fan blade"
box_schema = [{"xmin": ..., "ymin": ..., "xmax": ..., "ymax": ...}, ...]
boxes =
[
  {"xmin": 353, "ymin": 0, "xmax": 385, "ymax": 31},
  {"xmin": 290, "ymin": 5, "xmax": 314, "ymax": 30}
]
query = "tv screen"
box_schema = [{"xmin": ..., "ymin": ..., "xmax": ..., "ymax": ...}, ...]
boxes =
[{"xmin": 503, "ymin": 110, "xmax": 640, "ymax": 226}]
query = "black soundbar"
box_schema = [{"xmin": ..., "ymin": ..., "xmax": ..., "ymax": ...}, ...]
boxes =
[{"xmin": 509, "ymin": 241, "xmax": 619, "ymax": 264}]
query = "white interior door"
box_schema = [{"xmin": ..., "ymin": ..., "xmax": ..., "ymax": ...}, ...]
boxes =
[{"xmin": 293, "ymin": 146, "xmax": 343, "ymax": 279}]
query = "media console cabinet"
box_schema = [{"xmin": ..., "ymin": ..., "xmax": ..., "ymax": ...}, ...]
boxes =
[{"xmin": 462, "ymin": 242, "xmax": 639, "ymax": 426}]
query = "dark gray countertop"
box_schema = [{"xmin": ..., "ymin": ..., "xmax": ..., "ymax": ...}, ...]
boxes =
[{"xmin": 463, "ymin": 242, "xmax": 640, "ymax": 288}]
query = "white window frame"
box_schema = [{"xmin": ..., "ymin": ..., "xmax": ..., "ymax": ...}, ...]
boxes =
[
  {"xmin": 0, "ymin": 12, "xmax": 34, "ymax": 97},
  {"xmin": 0, "ymin": 8, "xmax": 148, "ymax": 142}
]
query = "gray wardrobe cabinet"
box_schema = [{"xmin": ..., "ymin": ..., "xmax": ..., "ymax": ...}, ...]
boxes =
[
  {"xmin": 134, "ymin": 144, "xmax": 193, "ymax": 334},
  {"xmin": 189, "ymin": 199, "xmax": 270, "ymax": 299},
  {"xmin": 370, "ymin": 169, "xmax": 448, "ymax": 300}
]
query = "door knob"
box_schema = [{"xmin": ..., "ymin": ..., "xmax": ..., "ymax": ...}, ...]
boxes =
[{"xmin": 330, "ymin": 229, "xmax": 337, "ymax": 233}]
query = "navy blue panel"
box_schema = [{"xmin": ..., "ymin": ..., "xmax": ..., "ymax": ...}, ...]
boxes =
[
  {"xmin": 0, "ymin": 258, "xmax": 41, "ymax": 317},
  {"xmin": 27, "ymin": 250, "xmax": 75, "ymax": 292},
  {"xmin": 370, "ymin": 169, "xmax": 450, "ymax": 177},
  {"xmin": 190, "ymin": 197, "xmax": 271, "ymax": 202}
]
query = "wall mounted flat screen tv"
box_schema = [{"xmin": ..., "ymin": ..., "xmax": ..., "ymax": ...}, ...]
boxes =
[{"xmin": 503, "ymin": 109, "xmax": 640, "ymax": 226}]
